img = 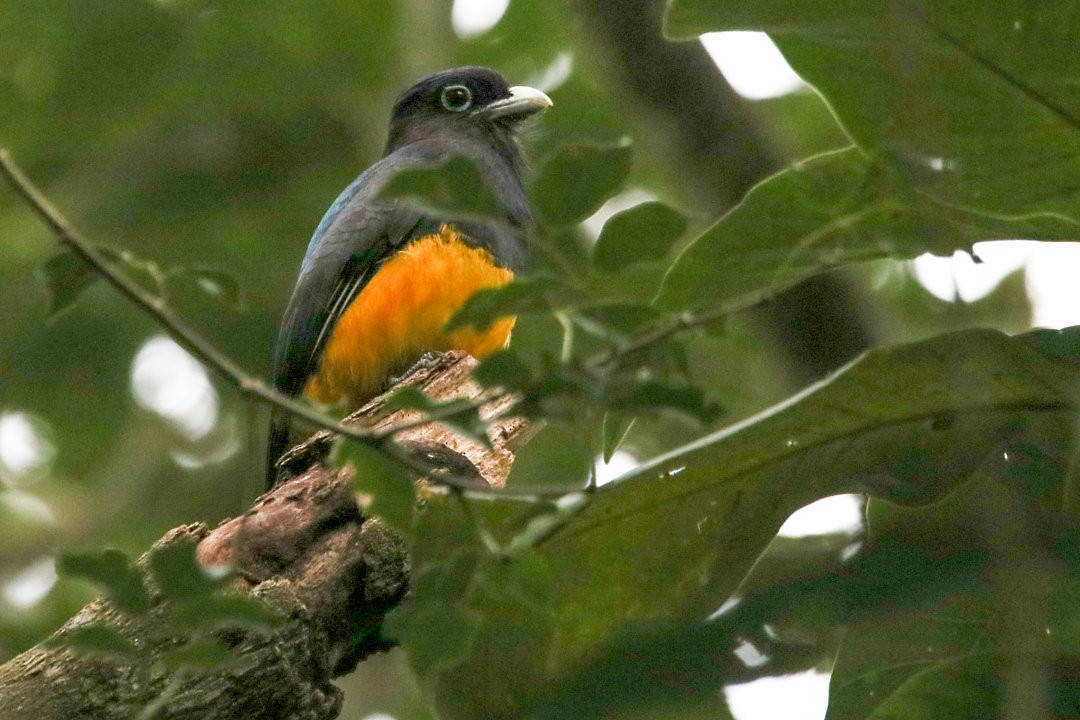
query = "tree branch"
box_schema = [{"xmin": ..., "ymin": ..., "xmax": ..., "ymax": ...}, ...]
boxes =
[
  {"xmin": 0, "ymin": 467, "xmax": 404, "ymax": 720},
  {"xmin": 0, "ymin": 352, "xmax": 531, "ymax": 720}
]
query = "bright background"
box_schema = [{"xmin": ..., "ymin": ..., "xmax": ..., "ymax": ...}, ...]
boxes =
[{"xmin": 0, "ymin": 1, "xmax": 1073, "ymax": 718}]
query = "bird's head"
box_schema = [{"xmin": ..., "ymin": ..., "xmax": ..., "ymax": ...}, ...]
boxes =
[{"xmin": 384, "ymin": 66, "xmax": 552, "ymax": 156}]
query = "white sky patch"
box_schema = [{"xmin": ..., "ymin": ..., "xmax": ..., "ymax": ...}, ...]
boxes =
[
  {"xmin": 1025, "ymin": 242, "xmax": 1080, "ymax": 329},
  {"xmin": 594, "ymin": 450, "xmax": 638, "ymax": 487},
  {"xmin": 131, "ymin": 336, "xmax": 219, "ymax": 441},
  {"xmin": 911, "ymin": 241, "xmax": 1033, "ymax": 303},
  {"xmin": 778, "ymin": 494, "xmax": 863, "ymax": 538},
  {"xmin": 910, "ymin": 240, "xmax": 1080, "ymax": 327},
  {"xmin": 359, "ymin": 714, "xmax": 397, "ymax": 720},
  {"xmin": 701, "ymin": 31, "xmax": 807, "ymax": 100},
  {"xmin": 0, "ymin": 489, "xmax": 56, "ymax": 528},
  {"xmin": 3, "ymin": 557, "xmax": 57, "ymax": 610},
  {"xmin": 581, "ymin": 188, "xmax": 657, "ymax": 240},
  {"xmin": 451, "ymin": 0, "xmax": 510, "ymax": 38},
  {"xmin": 0, "ymin": 412, "xmax": 55, "ymax": 484},
  {"xmin": 527, "ymin": 51, "xmax": 574, "ymax": 94},
  {"xmin": 734, "ymin": 639, "xmax": 771, "ymax": 668},
  {"xmin": 727, "ymin": 670, "xmax": 831, "ymax": 720}
]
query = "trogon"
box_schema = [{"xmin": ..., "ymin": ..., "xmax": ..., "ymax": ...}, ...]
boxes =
[{"xmin": 266, "ymin": 66, "xmax": 552, "ymax": 485}]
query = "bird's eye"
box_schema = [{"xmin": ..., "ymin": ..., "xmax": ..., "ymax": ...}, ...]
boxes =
[{"xmin": 440, "ymin": 85, "xmax": 473, "ymax": 112}]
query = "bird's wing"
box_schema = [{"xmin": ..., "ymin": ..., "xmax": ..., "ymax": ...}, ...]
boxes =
[
  {"xmin": 271, "ymin": 166, "xmax": 433, "ymax": 398},
  {"xmin": 265, "ymin": 154, "xmax": 435, "ymax": 485}
]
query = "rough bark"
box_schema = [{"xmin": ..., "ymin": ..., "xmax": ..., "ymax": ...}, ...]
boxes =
[{"xmin": 0, "ymin": 351, "xmax": 523, "ymax": 720}]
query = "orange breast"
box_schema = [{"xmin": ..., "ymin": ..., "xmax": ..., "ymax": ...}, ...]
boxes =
[{"xmin": 304, "ymin": 225, "xmax": 515, "ymax": 406}]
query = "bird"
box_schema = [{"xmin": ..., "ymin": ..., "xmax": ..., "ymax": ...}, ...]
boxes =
[{"xmin": 266, "ymin": 66, "xmax": 552, "ymax": 486}]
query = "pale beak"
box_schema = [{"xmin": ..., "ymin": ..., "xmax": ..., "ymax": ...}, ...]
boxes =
[{"xmin": 476, "ymin": 85, "xmax": 554, "ymax": 122}]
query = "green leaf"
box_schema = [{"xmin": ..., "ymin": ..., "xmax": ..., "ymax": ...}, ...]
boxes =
[
  {"xmin": 826, "ymin": 576, "xmax": 996, "ymax": 720},
  {"xmin": 378, "ymin": 155, "xmax": 501, "ymax": 218},
  {"xmin": 40, "ymin": 252, "xmax": 98, "ymax": 320},
  {"xmin": 665, "ymin": 0, "xmax": 1080, "ymax": 222},
  {"xmin": 149, "ymin": 539, "xmax": 229, "ymax": 602},
  {"xmin": 385, "ymin": 554, "xmax": 482, "ymax": 675},
  {"xmin": 172, "ymin": 595, "xmax": 280, "ymax": 630},
  {"xmin": 472, "ymin": 349, "xmax": 534, "ymax": 390},
  {"xmin": 400, "ymin": 319, "xmax": 1080, "ymax": 715},
  {"xmin": 335, "ymin": 439, "xmax": 416, "ymax": 533},
  {"xmin": 382, "ymin": 386, "xmax": 440, "ymax": 412},
  {"xmin": 572, "ymin": 303, "xmax": 659, "ymax": 343},
  {"xmin": 657, "ymin": 148, "xmax": 1076, "ymax": 314},
  {"xmin": 172, "ymin": 267, "xmax": 244, "ymax": 312},
  {"xmin": 865, "ymin": 660, "xmax": 1002, "ymax": 720},
  {"xmin": 531, "ymin": 140, "xmax": 632, "ymax": 227},
  {"xmin": 532, "ymin": 536, "xmax": 989, "ymax": 720},
  {"xmin": 612, "ymin": 379, "xmax": 722, "ymax": 425},
  {"xmin": 592, "ymin": 201, "xmax": 687, "ymax": 271},
  {"xmin": 447, "ymin": 275, "xmax": 560, "ymax": 332},
  {"xmin": 505, "ymin": 422, "xmax": 594, "ymax": 489},
  {"xmin": 537, "ymin": 327, "xmax": 1079, "ymax": 663},
  {"xmin": 381, "ymin": 387, "xmax": 485, "ymax": 443},
  {"xmin": 1048, "ymin": 576, "xmax": 1080, "ymax": 654},
  {"xmin": 160, "ymin": 639, "xmax": 234, "ymax": 671},
  {"xmin": 46, "ymin": 622, "xmax": 138, "ymax": 658},
  {"xmin": 56, "ymin": 549, "xmax": 150, "ymax": 615},
  {"xmin": 827, "ymin": 448, "xmax": 1077, "ymax": 720}
]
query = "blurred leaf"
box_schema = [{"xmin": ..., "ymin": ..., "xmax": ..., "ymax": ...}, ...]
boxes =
[
  {"xmin": 865, "ymin": 660, "xmax": 1003, "ymax": 720},
  {"xmin": 169, "ymin": 267, "xmax": 244, "ymax": 312},
  {"xmin": 381, "ymin": 387, "xmax": 488, "ymax": 449},
  {"xmin": 532, "ymin": 534, "xmax": 993, "ymax": 720},
  {"xmin": 382, "ymin": 386, "xmax": 481, "ymax": 435},
  {"xmin": 828, "ymin": 445, "xmax": 1077, "ymax": 720},
  {"xmin": 1026, "ymin": 327, "xmax": 1080, "ymax": 363},
  {"xmin": 40, "ymin": 252, "xmax": 98, "ymax": 321},
  {"xmin": 56, "ymin": 549, "xmax": 149, "ymax": 615},
  {"xmin": 472, "ymin": 349, "xmax": 534, "ymax": 390},
  {"xmin": 172, "ymin": 595, "xmax": 280, "ymax": 630},
  {"xmin": 501, "ymin": 494, "xmax": 590, "ymax": 556},
  {"xmin": 447, "ymin": 275, "xmax": 560, "ymax": 332},
  {"xmin": 573, "ymin": 303, "xmax": 659, "ymax": 343},
  {"xmin": 593, "ymin": 201, "xmax": 687, "ymax": 271},
  {"xmin": 613, "ymin": 379, "xmax": 722, "ymax": 425},
  {"xmin": 666, "ymin": 0, "xmax": 1080, "ymax": 222},
  {"xmin": 827, "ymin": 587, "xmax": 996, "ymax": 720},
  {"xmin": 160, "ymin": 639, "xmax": 233, "ymax": 672},
  {"xmin": 47, "ymin": 622, "xmax": 137, "ymax": 659},
  {"xmin": 335, "ymin": 439, "xmax": 415, "ymax": 533},
  {"xmin": 505, "ymin": 422, "xmax": 593, "ymax": 489},
  {"xmin": 539, "ymin": 329, "xmax": 1079, "ymax": 662},
  {"xmin": 658, "ymin": 148, "xmax": 1076, "ymax": 314},
  {"xmin": 149, "ymin": 539, "xmax": 229, "ymax": 602},
  {"xmin": 378, "ymin": 155, "xmax": 501, "ymax": 218},
  {"xmin": 382, "ymin": 386, "xmax": 442, "ymax": 412},
  {"xmin": 399, "ymin": 328, "xmax": 1080, "ymax": 717},
  {"xmin": 385, "ymin": 554, "xmax": 482, "ymax": 675},
  {"xmin": 532, "ymin": 140, "xmax": 632, "ymax": 227},
  {"xmin": 1048, "ymin": 576, "xmax": 1080, "ymax": 654},
  {"xmin": 601, "ymin": 411, "xmax": 635, "ymax": 463}
]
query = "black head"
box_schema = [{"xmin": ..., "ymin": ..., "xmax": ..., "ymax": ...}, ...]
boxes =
[{"xmin": 385, "ymin": 66, "xmax": 552, "ymax": 154}]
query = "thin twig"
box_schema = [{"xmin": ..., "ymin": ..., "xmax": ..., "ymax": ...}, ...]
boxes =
[{"xmin": 583, "ymin": 304, "xmax": 731, "ymax": 370}]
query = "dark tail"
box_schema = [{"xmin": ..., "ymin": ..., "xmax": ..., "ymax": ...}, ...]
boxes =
[{"xmin": 265, "ymin": 406, "xmax": 290, "ymax": 489}]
